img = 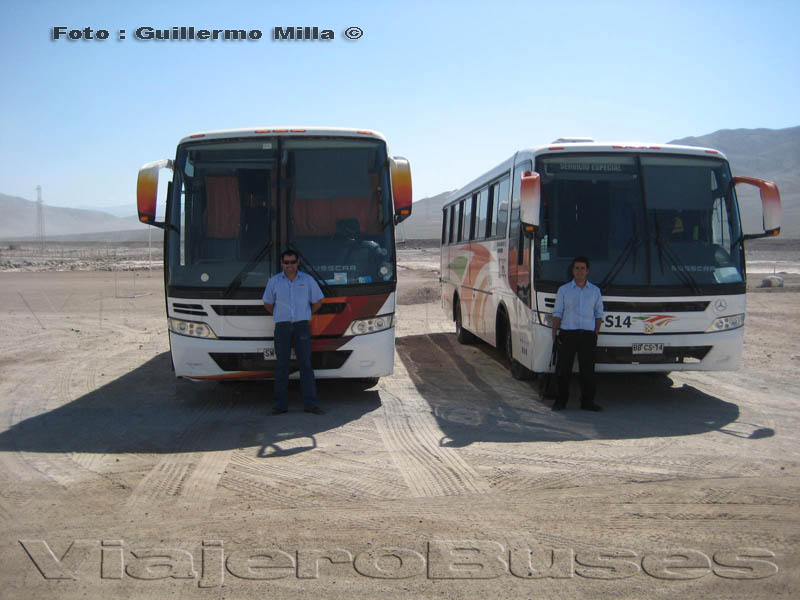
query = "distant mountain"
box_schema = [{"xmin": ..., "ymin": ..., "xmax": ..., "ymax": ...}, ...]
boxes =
[
  {"xmin": 0, "ymin": 193, "xmax": 147, "ymax": 240},
  {"xmin": 669, "ymin": 127, "xmax": 799, "ymax": 238},
  {"xmin": 398, "ymin": 191, "xmax": 453, "ymax": 241},
  {"xmin": 65, "ymin": 203, "xmax": 139, "ymax": 218}
]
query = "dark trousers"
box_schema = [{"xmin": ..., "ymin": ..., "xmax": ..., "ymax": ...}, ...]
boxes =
[
  {"xmin": 556, "ymin": 330, "xmax": 597, "ymax": 407},
  {"xmin": 273, "ymin": 320, "xmax": 318, "ymax": 410}
]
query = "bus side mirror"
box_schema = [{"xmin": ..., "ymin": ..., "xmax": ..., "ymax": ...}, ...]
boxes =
[
  {"xmin": 390, "ymin": 156, "xmax": 412, "ymax": 224},
  {"xmin": 520, "ymin": 171, "xmax": 541, "ymax": 237},
  {"xmin": 137, "ymin": 159, "xmax": 173, "ymax": 229},
  {"xmin": 734, "ymin": 176, "xmax": 781, "ymax": 240}
]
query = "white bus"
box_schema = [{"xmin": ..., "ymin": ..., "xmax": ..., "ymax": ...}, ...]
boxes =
[
  {"xmin": 137, "ymin": 127, "xmax": 412, "ymax": 381},
  {"xmin": 440, "ymin": 139, "xmax": 781, "ymax": 378}
]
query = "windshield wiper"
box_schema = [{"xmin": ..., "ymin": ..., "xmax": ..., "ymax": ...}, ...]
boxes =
[
  {"xmin": 223, "ymin": 240, "xmax": 273, "ymax": 298},
  {"xmin": 653, "ymin": 220, "xmax": 701, "ymax": 294},
  {"xmin": 599, "ymin": 235, "xmax": 641, "ymax": 293},
  {"xmin": 289, "ymin": 245, "xmax": 333, "ymax": 296},
  {"xmin": 600, "ymin": 213, "xmax": 641, "ymax": 292}
]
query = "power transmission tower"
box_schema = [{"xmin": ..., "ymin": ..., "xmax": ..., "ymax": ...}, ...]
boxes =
[{"xmin": 36, "ymin": 185, "xmax": 45, "ymax": 254}]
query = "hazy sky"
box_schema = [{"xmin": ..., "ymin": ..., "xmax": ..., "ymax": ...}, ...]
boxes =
[{"xmin": 1, "ymin": 0, "xmax": 798, "ymax": 211}]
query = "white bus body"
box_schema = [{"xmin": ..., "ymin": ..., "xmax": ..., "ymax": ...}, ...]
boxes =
[
  {"xmin": 440, "ymin": 140, "xmax": 781, "ymax": 377},
  {"xmin": 138, "ymin": 127, "xmax": 412, "ymax": 381}
]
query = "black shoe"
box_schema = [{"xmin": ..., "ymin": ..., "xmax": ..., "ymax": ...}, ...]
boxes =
[
  {"xmin": 271, "ymin": 407, "xmax": 288, "ymax": 415},
  {"xmin": 581, "ymin": 403, "xmax": 603, "ymax": 412},
  {"xmin": 551, "ymin": 402, "xmax": 566, "ymax": 411},
  {"xmin": 304, "ymin": 406, "xmax": 325, "ymax": 415}
]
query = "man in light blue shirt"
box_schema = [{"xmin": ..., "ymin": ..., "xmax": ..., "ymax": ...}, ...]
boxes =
[
  {"xmin": 551, "ymin": 256, "xmax": 604, "ymax": 412},
  {"xmin": 263, "ymin": 249, "xmax": 324, "ymax": 415}
]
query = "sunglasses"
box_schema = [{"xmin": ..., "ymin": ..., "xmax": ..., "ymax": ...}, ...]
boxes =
[{"xmin": 282, "ymin": 260, "xmax": 298, "ymax": 265}]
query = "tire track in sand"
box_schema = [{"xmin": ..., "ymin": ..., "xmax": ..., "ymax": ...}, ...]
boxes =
[
  {"xmin": 375, "ymin": 351, "xmax": 489, "ymax": 497},
  {"xmin": 124, "ymin": 400, "xmax": 253, "ymax": 515}
]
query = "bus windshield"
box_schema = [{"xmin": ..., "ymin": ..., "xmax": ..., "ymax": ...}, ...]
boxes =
[
  {"xmin": 167, "ymin": 137, "xmax": 395, "ymax": 290},
  {"xmin": 284, "ymin": 139, "xmax": 395, "ymax": 286},
  {"xmin": 535, "ymin": 153, "xmax": 744, "ymax": 291}
]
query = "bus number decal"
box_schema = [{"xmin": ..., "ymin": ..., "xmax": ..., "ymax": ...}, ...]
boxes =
[{"xmin": 604, "ymin": 315, "xmax": 632, "ymax": 329}]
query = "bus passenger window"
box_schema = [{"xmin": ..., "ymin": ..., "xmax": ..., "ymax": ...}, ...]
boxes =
[
  {"xmin": 494, "ymin": 176, "xmax": 509, "ymax": 238},
  {"xmin": 456, "ymin": 200, "xmax": 465, "ymax": 242},
  {"xmin": 448, "ymin": 205, "xmax": 456, "ymax": 244},
  {"xmin": 475, "ymin": 188, "xmax": 489, "ymax": 239},
  {"xmin": 462, "ymin": 196, "xmax": 474, "ymax": 241}
]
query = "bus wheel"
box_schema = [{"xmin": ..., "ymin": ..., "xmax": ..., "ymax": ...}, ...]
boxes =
[
  {"xmin": 357, "ymin": 377, "xmax": 380, "ymax": 388},
  {"xmin": 504, "ymin": 319, "xmax": 531, "ymax": 380},
  {"xmin": 455, "ymin": 301, "xmax": 475, "ymax": 344}
]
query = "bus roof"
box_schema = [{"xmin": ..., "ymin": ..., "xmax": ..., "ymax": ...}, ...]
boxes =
[
  {"xmin": 178, "ymin": 127, "xmax": 387, "ymax": 145},
  {"xmin": 446, "ymin": 140, "xmax": 729, "ymax": 205},
  {"xmin": 526, "ymin": 140, "xmax": 727, "ymax": 159}
]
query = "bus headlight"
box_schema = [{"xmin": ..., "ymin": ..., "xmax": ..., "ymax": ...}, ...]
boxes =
[
  {"xmin": 538, "ymin": 312, "xmax": 553, "ymax": 327},
  {"xmin": 705, "ymin": 313, "xmax": 745, "ymax": 332},
  {"xmin": 168, "ymin": 317, "xmax": 218, "ymax": 339},
  {"xmin": 379, "ymin": 262, "xmax": 393, "ymax": 281},
  {"xmin": 344, "ymin": 314, "xmax": 394, "ymax": 336}
]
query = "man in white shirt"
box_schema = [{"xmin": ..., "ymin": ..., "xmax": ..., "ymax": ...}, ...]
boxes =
[
  {"xmin": 551, "ymin": 256, "xmax": 604, "ymax": 412},
  {"xmin": 263, "ymin": 249, "xmax": 324, "ymax": 415}
]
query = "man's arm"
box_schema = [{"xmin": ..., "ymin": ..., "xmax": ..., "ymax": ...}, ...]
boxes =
[
  {"xmin": 552, "ymin": 288, "xmax": 564, "ymax": 342},
  {"xmin": 262, "ymin": 277, "xmax": 275, "ymax": 315},
  {"xmin": 593, "ymin": 287, "xmax": 604, "ymax": 335},
  {"xmin": 552, "ymin": 316, "xmax": 562, "ymax": 342},
  {"xmin": 308, "ymin": 274, "xmax": 324, "ymax": 317}
]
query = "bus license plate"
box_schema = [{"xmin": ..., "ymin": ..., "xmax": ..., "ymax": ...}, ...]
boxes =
[
  {"xmin": 262, "ymin": 348, "xmax": 295, "ymax": 359},
  {"xmin": 632, "ymin": 342, "xmax": 664, "ymax": 355}
]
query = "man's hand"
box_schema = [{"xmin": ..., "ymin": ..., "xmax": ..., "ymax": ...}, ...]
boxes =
[{"xmin": 552, "ymin": 316, "xmax": 562, "ymax": 343}]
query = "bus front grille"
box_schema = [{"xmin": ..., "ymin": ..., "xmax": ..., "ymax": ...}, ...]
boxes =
[
  {"xmin": 209, "ymin": 351, "xmax": 352, "ymax": 372},
  {"xmin": 596, "ymin": 346, "xmax": 712, "ymax": 365}
]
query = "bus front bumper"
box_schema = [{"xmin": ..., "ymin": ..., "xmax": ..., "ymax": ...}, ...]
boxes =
[
  {"xmin": 532, "ymin": 328, "xmax": 744, "ymax": 373},
  {"xmin": 170, "ymin": 327, "xmax": 396, "ymax": 380}
]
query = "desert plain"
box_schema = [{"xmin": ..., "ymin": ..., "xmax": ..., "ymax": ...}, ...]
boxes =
[{"xmin": 0, "ymin": 239, "xmax": 798, "ymax": 599}]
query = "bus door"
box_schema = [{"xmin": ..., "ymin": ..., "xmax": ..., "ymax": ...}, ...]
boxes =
[{"xmin": 508, "ymin": 160, "xmax": 533, "ymax": 316}]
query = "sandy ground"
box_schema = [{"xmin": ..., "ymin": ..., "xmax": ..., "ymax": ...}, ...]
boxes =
[
  {"xmin": 0, "ymin": 241, "xmax": 163, "ymax": 272},
  {"xmin": 0, "ymin": 244, "xmax": 798, "ymax": 599}
]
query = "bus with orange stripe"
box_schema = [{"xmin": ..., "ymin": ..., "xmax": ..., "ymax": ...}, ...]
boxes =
[
  {"xmin": 441, "ymin": 138, "xmax": 781, "ymax": 378},
  {"xmin": 137, "ymin": 127, "xmax": 412, "ymax": 381}
]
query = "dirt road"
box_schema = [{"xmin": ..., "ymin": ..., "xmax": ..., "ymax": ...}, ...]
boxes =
[{"xmin": 0, "ymin": 247, "xmax": 798, "ymax": 599}]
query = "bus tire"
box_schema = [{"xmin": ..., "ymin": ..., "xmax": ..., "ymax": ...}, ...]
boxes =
[
  {"xmin": 454, "ymin": 300, "xmax": 475, "ymax": 344},
  {"xmin": 503, "ymin": 318, "xmax": 531, "ymax": 380}
]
